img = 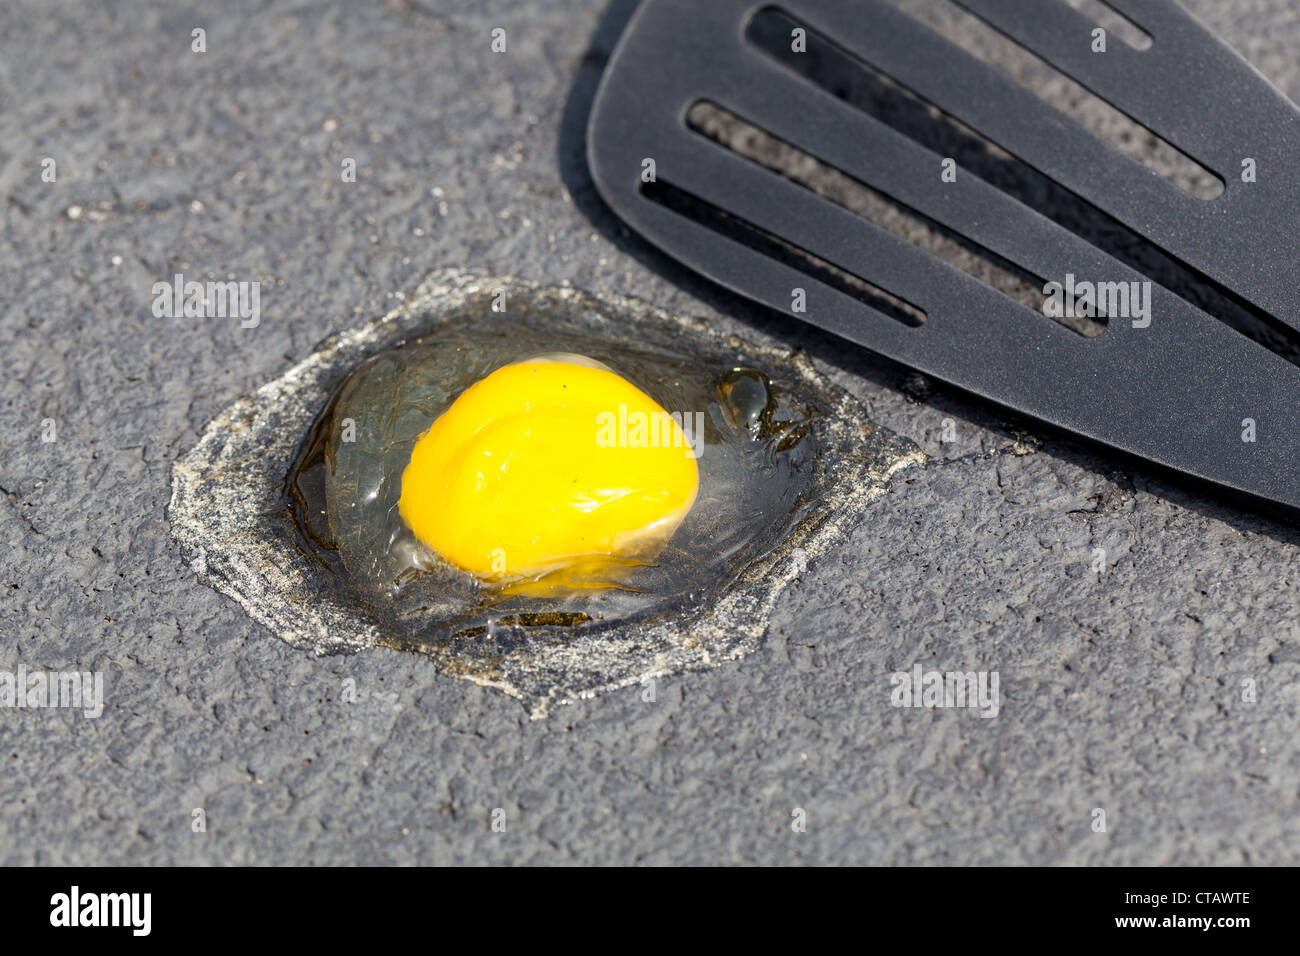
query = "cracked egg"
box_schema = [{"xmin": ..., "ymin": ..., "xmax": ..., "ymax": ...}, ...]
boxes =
[{"xmin": 170, "ymin": 270, "xmax": 922, "ymax": 716}]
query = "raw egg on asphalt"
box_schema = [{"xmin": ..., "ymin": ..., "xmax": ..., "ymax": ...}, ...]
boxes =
[
  {"xmin": 174, "ymin": 273, "xmax": 922, "ymax": 712},
  {"xmin": 286, "ymin": 297, "xmax": 839, "ymax": 643}
]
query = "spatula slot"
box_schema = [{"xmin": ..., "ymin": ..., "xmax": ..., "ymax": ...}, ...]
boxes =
[
  {"xmin": 896, "ymin": 0, "xmax": 1219, "ymax": 196},
  {"xmin": 1060, "ymin": 0, "xmax": 1153, "ymax": 52},
  {"xmin": 685, "ymin": 101, "xmax": 1106, "ymax": 338},
  {"xmin": 750, "ymin": 3, "xmax": 1222, "ymax": 200},
  {"xmin": 640, "ymin": 178, "xmax": 928, "ymax": 328}
]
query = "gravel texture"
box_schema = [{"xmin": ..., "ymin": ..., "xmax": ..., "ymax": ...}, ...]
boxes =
[{"xmin": 1, "ymin": 0, "xmax": 1299, "ymax": 865}]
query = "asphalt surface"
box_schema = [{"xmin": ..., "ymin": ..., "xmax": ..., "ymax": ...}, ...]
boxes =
[{"xmin": 2, "ymin": 0, "xmax": 1300, "ymax": 865}]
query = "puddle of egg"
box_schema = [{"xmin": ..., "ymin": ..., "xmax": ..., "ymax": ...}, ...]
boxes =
[
  {"xmin": 170, "ymin": 270, "xmax": 924, "ymax": 717},
  {"xmin": 292, "ymin": 325, "xmax": 820, "ymax": 642}
]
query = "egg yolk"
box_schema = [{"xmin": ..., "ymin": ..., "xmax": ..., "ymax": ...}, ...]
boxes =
[{"xmin": 398, "ymin": 358, "xmax": 700, "ymax": 582}]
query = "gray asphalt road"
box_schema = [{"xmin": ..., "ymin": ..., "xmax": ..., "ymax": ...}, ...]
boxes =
[{"xmin": 2, "ymin": 0, "xmax": 1299, "ymax": 865}]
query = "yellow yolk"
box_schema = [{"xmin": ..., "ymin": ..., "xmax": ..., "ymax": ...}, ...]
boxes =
[{"xmin": 398, "ymin": 358, "xmax": 699, "ymax": 582}]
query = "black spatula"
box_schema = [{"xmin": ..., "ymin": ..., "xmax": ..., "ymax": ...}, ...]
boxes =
[{"xmin": 587, "ymin": 0, "xmax": 1300, "ymax": 516}]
